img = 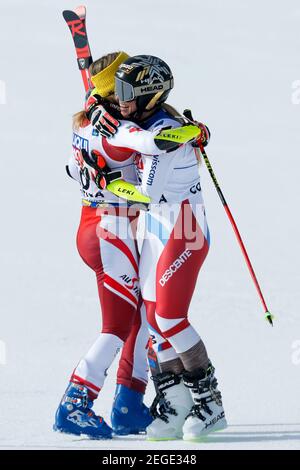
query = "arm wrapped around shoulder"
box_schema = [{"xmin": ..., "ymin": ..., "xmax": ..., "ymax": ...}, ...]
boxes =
[
  {"xmin": 85, "ymin": 92, "xmax": 121, "ymax": 138},
  {"xmin": 154, "ymin": 124, "xmax": 202, "ymax": 152}
]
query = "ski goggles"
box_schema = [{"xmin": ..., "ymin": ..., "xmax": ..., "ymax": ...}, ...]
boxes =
[{"xmin": 115, "ymin": 77, "xmax": 174, "ymax": 102}]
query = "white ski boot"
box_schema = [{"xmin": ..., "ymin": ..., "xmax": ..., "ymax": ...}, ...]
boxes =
[
  {"xmin": 182, "ymin": 364, "xmax": 227, "ymax": 441},
  {"xmin": 146, "ymin": 371, "xmax": 193, "ymax": 441}
]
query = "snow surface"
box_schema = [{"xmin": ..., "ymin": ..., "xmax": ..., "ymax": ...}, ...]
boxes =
[{"xmin": 0, "ymin": 0, "xmax": 300, "ymax": 450}]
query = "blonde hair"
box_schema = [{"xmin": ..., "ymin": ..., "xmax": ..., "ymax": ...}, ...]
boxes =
[
  {"xmin": 73, "ymin": 110, "xmax": 89, "ymax": 131},
  {"xmin": 72, "ymin": 52, "xmax": 128, "ymax": 130}
]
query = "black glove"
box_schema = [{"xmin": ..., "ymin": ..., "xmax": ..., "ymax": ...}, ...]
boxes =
[
  {"xmin": 183, "ymin": 109, "xmax": 211, "ymax": 147},
  {"xmin": 85, "ymin": 93, "xmax": 120, "ymax": 138},
  {"xmin": 81, "ymin": 148, "xmax": 122, "ymax": 189}
]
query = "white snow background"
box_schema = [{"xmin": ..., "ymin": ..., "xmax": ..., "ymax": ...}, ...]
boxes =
[{"xmin": 0, "ymin": 0, "xmax": 300, "ymax": 450}]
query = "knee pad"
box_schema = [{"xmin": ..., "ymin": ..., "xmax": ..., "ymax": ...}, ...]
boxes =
[{"xmin": 155, "ymin": 312, "xmax": 200, "ymax": 354}]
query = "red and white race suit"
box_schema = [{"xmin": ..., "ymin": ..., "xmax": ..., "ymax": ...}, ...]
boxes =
[
  {"xmin": 105, "ymin": 107, "xmax": 210, "ymax": 363},
  {"xmin": 68, "ymin": 122, "xmax": 149, "ymax": 396}
]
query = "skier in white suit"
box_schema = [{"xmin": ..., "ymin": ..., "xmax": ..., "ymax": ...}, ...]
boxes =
[{"xmin": 87, "ymin": 54, "xmax": 227, "ymax": 441}]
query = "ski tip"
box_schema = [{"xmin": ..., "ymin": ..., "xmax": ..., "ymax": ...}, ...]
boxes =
[
  {"xmin": 62, "ymin": 7, "xmax": 86, "ymax": 21},
  {"xmin": 265, "ymin": 311, "xmax": 274, "ymax": 326},
  {"xmin": 74, "ymin": 5, "xmax": 86, "ymax": 19},
  {"xmin": 62, "ymin": 10, "xmax": 74, "ymax": 21}
]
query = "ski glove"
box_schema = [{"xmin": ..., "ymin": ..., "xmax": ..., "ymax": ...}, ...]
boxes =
[
  {"xmin": 85, "ymin": 93, "xmax": 120, "ymax": 138},
  {"xmin": 81, "ymin": 148, "xmax": 122, "ymax": 190},
  {"xmin": 183, "ymin": 109, "xmax": 211, "ymax": 148}
]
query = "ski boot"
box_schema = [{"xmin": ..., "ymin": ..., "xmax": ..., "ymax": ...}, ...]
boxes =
[
  {"xmin": 146, "ymin": 371, "xmax": 193, "ymax": 440},
  {"xmin": 182, "ymin": 364, "xmax": 227, "ymax": 440},
  {"xmin": 53, "ymin": 382, "xmax": 112, "ymax": 439},
  {"xmin": 111, "ymin": 384, "xmax": 153, "ymax": 435}
]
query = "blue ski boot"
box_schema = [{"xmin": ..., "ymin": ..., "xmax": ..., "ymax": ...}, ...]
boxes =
[
  {"xmin": 111, "ymin": 384, "xmax": 153, "ymax": 435},
  {"xmin": 53, "ymin": 382, "xmax": 112, "ymax": 439}
]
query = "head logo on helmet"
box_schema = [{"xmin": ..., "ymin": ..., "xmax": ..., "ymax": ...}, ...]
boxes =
[{"xmin": 115, "ymin": 55, "xmax": 174, "ymax": 115}]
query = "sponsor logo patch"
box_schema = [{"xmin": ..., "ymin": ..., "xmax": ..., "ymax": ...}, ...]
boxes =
[
  {"xmin": 140, "ymin": 84, "xmax": 163, "ymax": 94},
  {"xmin": 147, "ymin": 155, "xmax": 159, "ymax": 186},
  {"xmin": 78, "ymin": 58, "xmax": 86, "ymax": 70},
  {"xmin": 190, "ymin": 181, "xmax": 201, "ymax": 194},
  {"xmin": 119, "ymin": 63, "xmax": 134, "ymax": 73},
  {"xmin": 159, "ymin": 194, "xmax": 167, "ymax": 203},
  {"xmin": 159, "ymin": 249, "xmax": 192, "ymax": 286},
  {"xmin": 72, "ymin": 133, "xmax": 89, "ymax": 152},
  {"xmin": 205, "ymin": 411, "xmax": 225, "ymax": 429},
  {"xmin": 120, "ymin": 274, "xmax": 140, "ymax": 296}
]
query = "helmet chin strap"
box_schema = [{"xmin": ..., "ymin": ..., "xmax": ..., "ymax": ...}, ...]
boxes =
[
  {"xmin": 134, "ymin": 95, "xmax": 162, "ymax": 121},
  {"xmin": 134, "ymin": 106, "xmax": 160, "ymax": 122},
  {"xmin": 145, "ymin": 91, "xmax": 164, "ymax": 110}
]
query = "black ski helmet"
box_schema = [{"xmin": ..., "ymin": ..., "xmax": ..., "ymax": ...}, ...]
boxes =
[{"xmin": 115, "ymin": 55, "xmax": 174, "ymax": 114}]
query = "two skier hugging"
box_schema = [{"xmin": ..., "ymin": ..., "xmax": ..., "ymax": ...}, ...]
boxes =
[{"xmin": 54, "ymin": 52, "xmax": 227, "ymax": 441}]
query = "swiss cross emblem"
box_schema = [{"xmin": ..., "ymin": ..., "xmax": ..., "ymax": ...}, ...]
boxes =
[{"xmin": 129, "ymin": 126, "xmax": 142, "ymax": 133}]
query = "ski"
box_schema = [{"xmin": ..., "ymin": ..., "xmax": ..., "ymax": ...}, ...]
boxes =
[{"xmin": 62, "ymin": 5, "xmax": 93, "ymax": 92}]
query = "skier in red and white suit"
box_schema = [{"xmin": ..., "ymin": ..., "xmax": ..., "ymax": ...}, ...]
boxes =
[
  {"xmin": 54, "ymin": 52, "xmax": 152, "ymax": 439},
  {"xmin": 107, "ymin": 118, "xmax": 210, "ymax": 366},
  {"xmin": 68, "ymin": 122, "xmax": 149, "ymax": 394},
  {"xmin": 88, "ymin": 54, "xmax": 227, "ymax": 441}
]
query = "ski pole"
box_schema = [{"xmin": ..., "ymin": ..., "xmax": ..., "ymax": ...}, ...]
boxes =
[
  {"xmin": 201, "ymin": 145, "xmax": 273, "ymax": 325},
  {"xmin": 183, "ymin": 110, "xmax": 274, "ymax": 326}
]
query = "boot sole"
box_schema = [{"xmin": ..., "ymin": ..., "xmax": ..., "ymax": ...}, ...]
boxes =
[
  {"xmin": 147, "ymin": 436, "xmax": 182, "ymax": 441},
  {"xmin": 53, "ymin": 425, "xmax": 112, "ymax": 440},
  {"xmin": 183, "ymin": 420, "xmax": 228, "ymax": 442},
  {"xmin": 114, "ymin": 430, "xmax": 147, "ymax": 436}
]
